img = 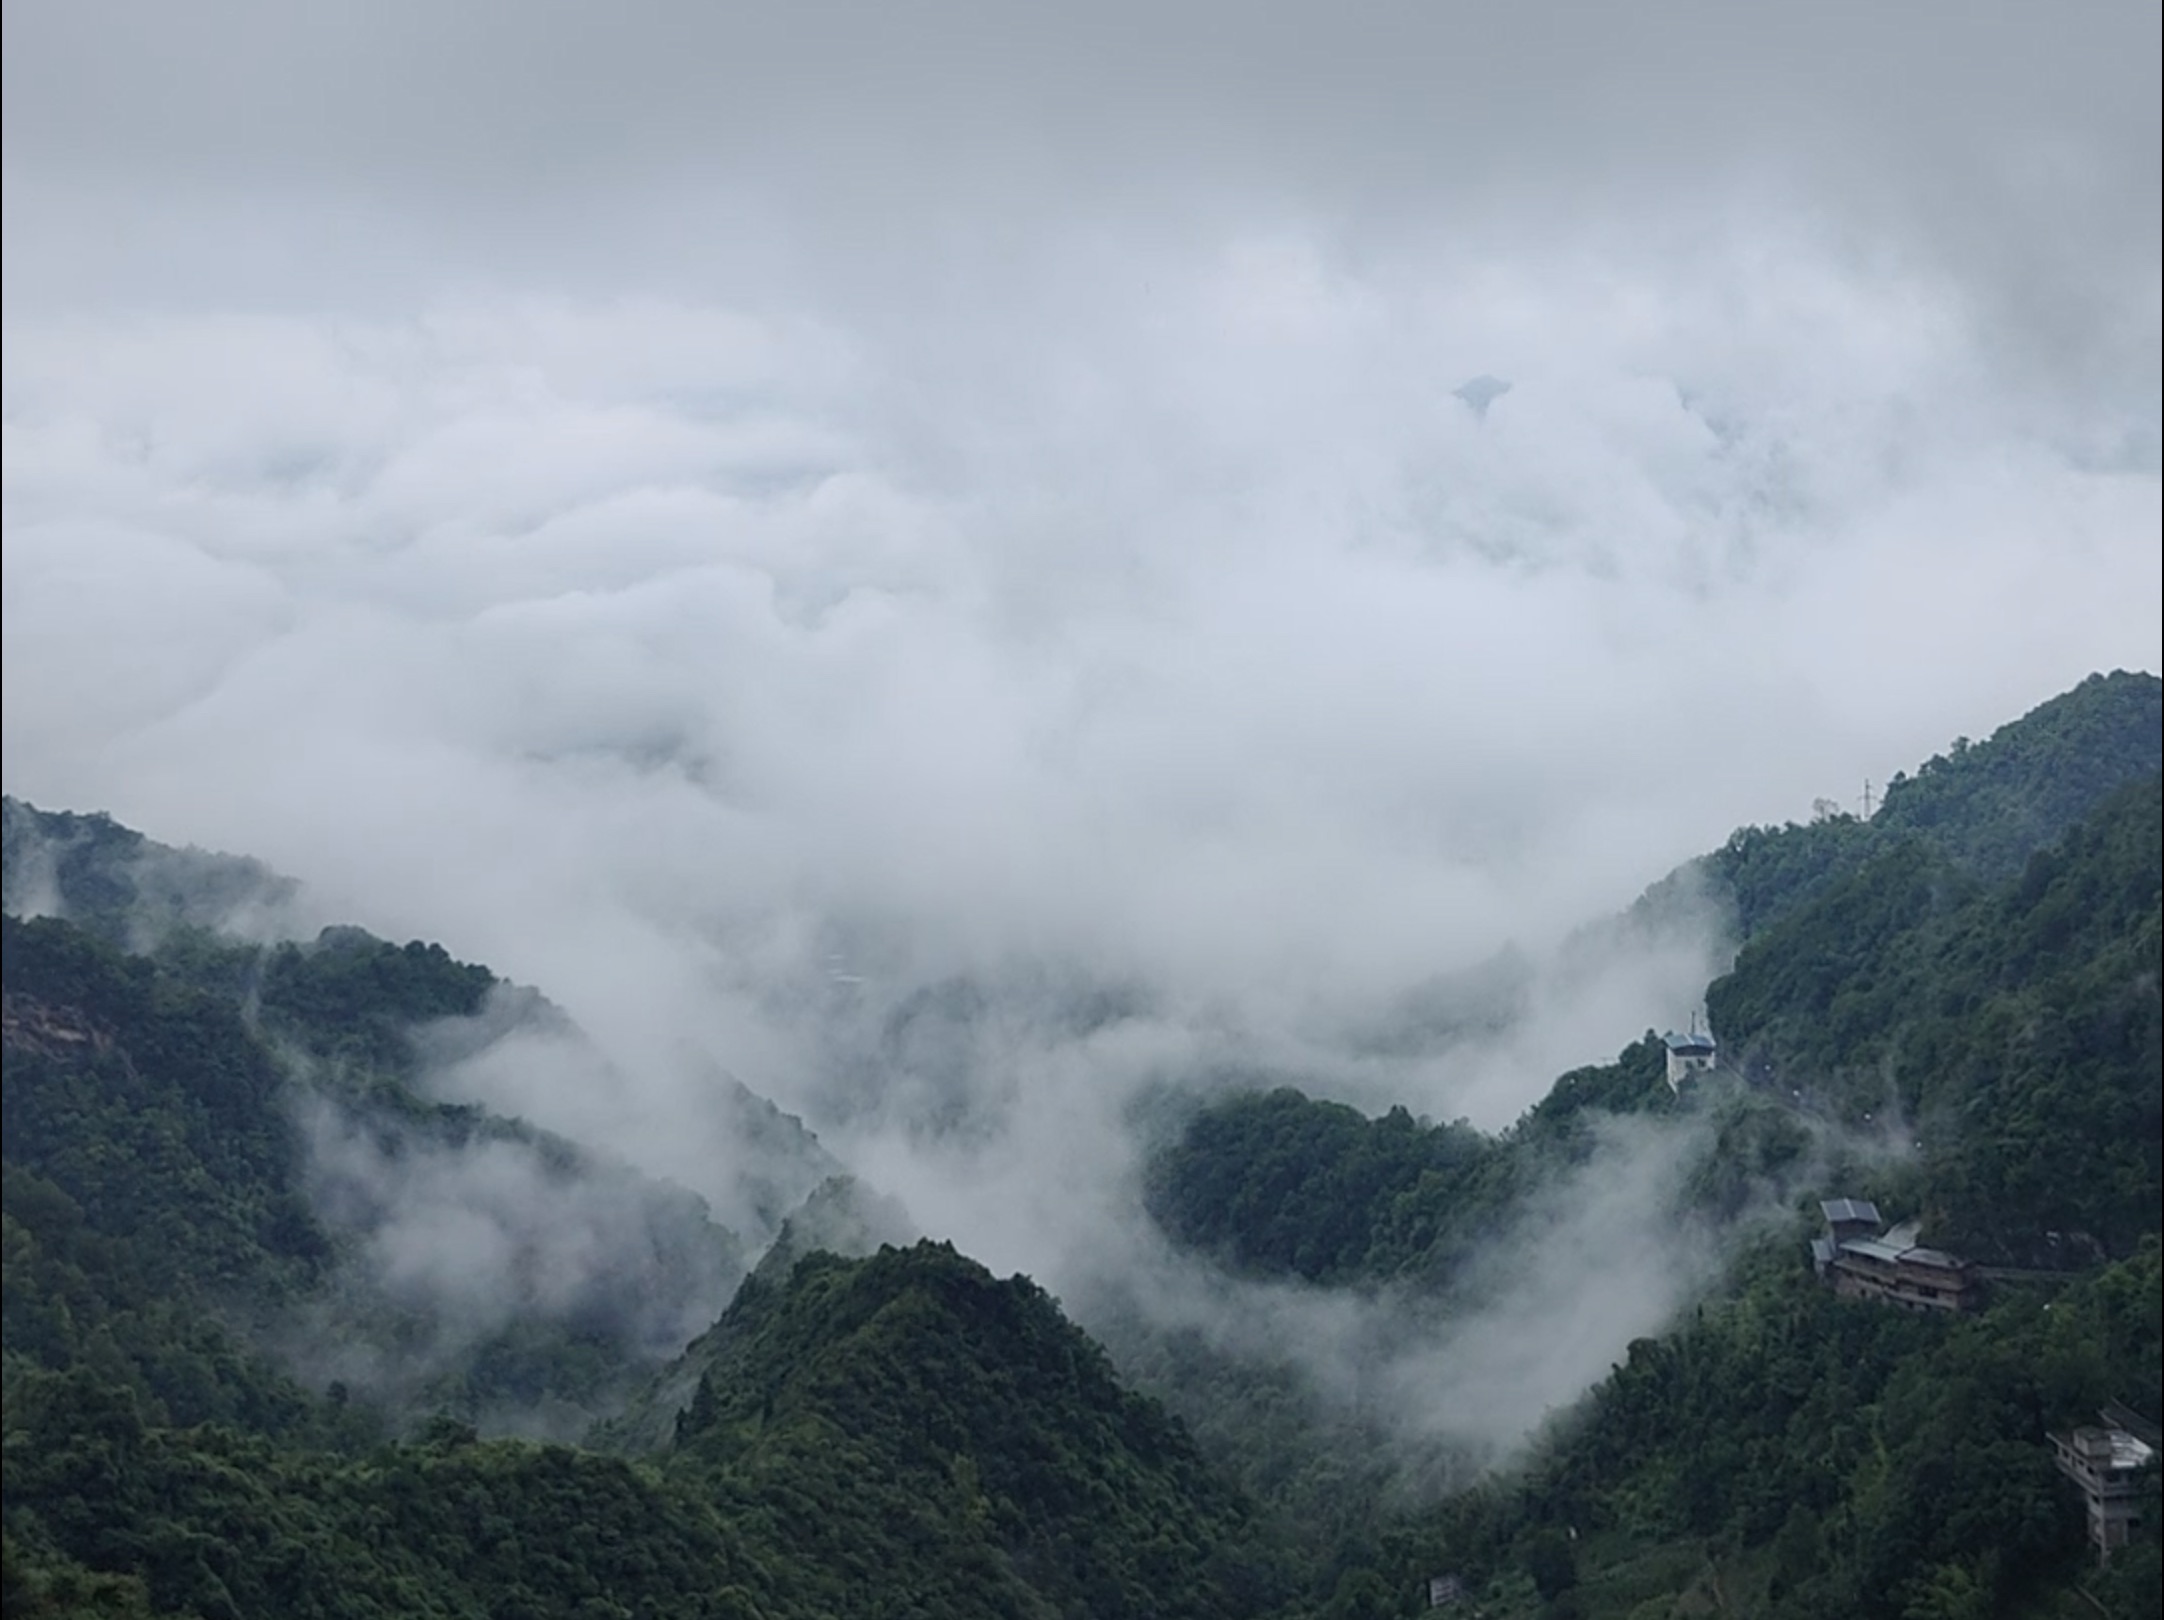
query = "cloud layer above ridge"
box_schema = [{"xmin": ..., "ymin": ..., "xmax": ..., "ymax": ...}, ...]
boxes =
[
  {"xmin": 5, "ymin": 0, "xmax": 2159, "ymax": 1132},
  {"xmin": 6, "ymin": 0, "xmax": 2160, "ymax": 1460}
]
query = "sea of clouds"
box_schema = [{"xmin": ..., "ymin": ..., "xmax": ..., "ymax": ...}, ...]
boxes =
[{"xmin": 6, "ymin": 0, "xmax": 2157, "ymax": 1456}]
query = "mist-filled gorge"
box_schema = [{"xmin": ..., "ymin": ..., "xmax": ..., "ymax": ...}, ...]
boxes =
[{"xmin": 5, "ymin": 2, "xmax": 2161, "ymax": 1617}]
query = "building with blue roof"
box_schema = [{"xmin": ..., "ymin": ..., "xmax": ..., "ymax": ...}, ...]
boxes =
[{"xmin": 1661, "ymin": 1024, "xmax": 1717, "ymax": 1091}]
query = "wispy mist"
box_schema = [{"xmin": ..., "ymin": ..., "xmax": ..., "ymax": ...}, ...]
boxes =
[
  {"xmin": 413, "ymin": 985, "xmax": 839, "ymax": 1248},
  {"xmin": 4, "ymin": 0, "xmax": 2156, "ymax": 1463},
  {"xmin": 290, "ymin": 1090, "xmax": 745, "ymax": 1436}
]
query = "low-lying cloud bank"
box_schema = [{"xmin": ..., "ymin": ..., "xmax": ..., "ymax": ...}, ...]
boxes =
[
  {"xmin": 5, "ymin": 264, "xmax": 2152, "ymax": 1125},
  {"xmin": 4, "ymin": 0, "xmax": 2157, "ymax": 1462},
  {"xmin": 6, "ymin": 256, "xmax": 2157, "ymax": 1450}
]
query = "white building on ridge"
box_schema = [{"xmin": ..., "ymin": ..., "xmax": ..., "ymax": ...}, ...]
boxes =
[{"xmin": 1661, "ymin": 1022, "xmax": 1717, "ymax": 1091}]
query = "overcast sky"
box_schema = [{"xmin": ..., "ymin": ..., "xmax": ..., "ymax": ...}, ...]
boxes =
[
  {"xmin": 6, "ymin": 0, "xmax": 2159, "ymax": 1463},
  {"xmin": 6, "ymin": 0, "xmax": 2160, "ymax": 1135}
]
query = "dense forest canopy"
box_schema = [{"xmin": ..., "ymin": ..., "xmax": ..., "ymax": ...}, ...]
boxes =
[
  {"xmin": 5, "ymin": 671, "xmax": 2160, "ymax": 1619},
  {"xmin": 1706, "ymin": 669, "xmax": 2160, "ymax": 941}
]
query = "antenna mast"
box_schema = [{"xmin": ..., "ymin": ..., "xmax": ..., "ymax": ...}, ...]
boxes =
[{"xmin": 1862, "ymin": 778, "xmax": 1875, "ymax": 819}]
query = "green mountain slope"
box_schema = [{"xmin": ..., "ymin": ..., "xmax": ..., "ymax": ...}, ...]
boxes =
[
  {"xmin": 1417, "ymin": 1236, "xmax": 2162, "ymax": 1620},
  {"xmin": 1144, "ymin": 1038, "xmax": 1684, "ymax": 1294},
  {"xmin": 2, "ymin": 798, "xmax": 303, "ymax": 947},
  {"xmin": 666, "ymin": 1241, "xmax": 1279, "ymax": 1620},
  {"xmin": 1149, "ymin": 764, "xmax": 2161, "ymax": 1615},
  {"xmin": 1710, "ymin": 773, "xmax": 2162, "ymax": 1261},
  {"xmin": 6, "ymin": 672, "xmax": 2159, "ymax": 1619},
  {"xmin": 4, "ymin": 1374, "xmax": 779, "ymax": 1620},
  {"xmin": 1153, "ymin": 684, "xmax": 2163, "ymax": 1297},
  {"xmin": 0, "ymin": 797, "xmax": 861, "ymax": 1436},
  {"xmin": 1870, "ymin": 670, "xmax": 2164, "ymax": 883},
  {"xmin": 1634, "ymin": 667, "xmax": 2161, "ymax": 946},
  {"xmin": 1140, "ymin": 681, "xmax": 2162, "ymax": 1617},
  {"xmin": 3, "ymin": 1246, "xmax": 1283, "ymax": 1620},
  {"xmin": 1, "ymin": 911, "xmax": 749, "ymax": 1438},
  {"xmin": 1, "ymin": 811, "xmax": 1294, "ymax": 1619}
]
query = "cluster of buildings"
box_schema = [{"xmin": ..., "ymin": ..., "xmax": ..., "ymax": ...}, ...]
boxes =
[
  {"xmin": 1809, "ymin": 1198, "xmax": 1978, "ymax": 1313},
  {"xmin": 1811, "ymin": 1202, "xmax": 2156, "ymax": 1562},
  {"xmin": 1664, "ymin": 1018, "xmax": 2158, "ymax": 1567}
]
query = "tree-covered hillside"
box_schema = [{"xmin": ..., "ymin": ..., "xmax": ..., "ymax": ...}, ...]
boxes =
[
  {"xmin": 1869, "ymin": 671, "xmax": 2163, "ymax": 884},
  {"xmin": 1, "ymin": 799, "xmax": 302, "ymax": 948},
  {"xmin": 1399, "ymin": 1235, "xmax": 2162, "ymax": 1620},
  {"xmin": 2, "ymin": 910, "xmax": 749, "ymax": 1439},
  {"xmin": 667, "ymin": 1242, "xmax": 1280, "ymax": 1619},
  {"xmin": 0, "ymin": 813, "xmax": 1296, "ymax": 1619},
  {"xmin": 1144, "ymin": 1033, "xmax": 1682, "ymax": 1293},
  {"xmin": 1154, "ymin": 768, "xmax": 2161, "ymax": 1300},
  {"xmin": 1145, "ymin": 688, "xmax": 2162, "ymax": 1618},
  {"xmin": 1710, "ymin": 773, "xmax": 2162, "ymax": 1263},
  {"xmin": 4, "ymin": 1243, "xmax": 1283, "ymax": 1620},
  {"xmin": 1637, "ymin": 668, "xmax": 2160, "ymax": 945},
  {"xmin": 5, "ymin": 673, "xmax": 2159, "ymax": 1619}
]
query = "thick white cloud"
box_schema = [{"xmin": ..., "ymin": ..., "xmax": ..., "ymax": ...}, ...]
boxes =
[
  {"xmin": 6, "ymin": 267, "xmax": 2153, "ymax": 1111},
  {"xmin": 3, "ymin": 0, "xmax": 2158, "ymax": 1457}
]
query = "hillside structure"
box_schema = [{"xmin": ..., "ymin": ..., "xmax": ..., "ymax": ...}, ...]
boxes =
[
  {"xmin": 1810, "ymin": 1199, "xmax": 1978, "ymax": 1312},
  {"xmin": 2052, "ymin": 1405, "xmax": 2158, "ymax": 1561},
  {"xmin": 1818, "ymin": 1197, "xmax": 1881, "ymax": 1244},
  {"xmin": 1425, "ymin": 1572, "xmax": 1468, "ymax": 1608},
  {"xmin": 1660, "ymin": 1022, "xmax": 1717, "ymax": 1091}
]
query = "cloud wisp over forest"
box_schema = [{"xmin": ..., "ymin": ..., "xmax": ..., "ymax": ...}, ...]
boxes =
[{"xmin": 6, "ymin": 0, "xmax": 2160, "ymax": 1454}]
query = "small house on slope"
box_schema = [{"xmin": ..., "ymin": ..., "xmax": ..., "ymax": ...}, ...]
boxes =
[
  {"xmin": 2052, "ymin": 1404, "xmax": 2159, "ymax": 1562},
  {"xmin": 1661, "ymin": 1024, "xmax": 1717, "ymax": 1091}
]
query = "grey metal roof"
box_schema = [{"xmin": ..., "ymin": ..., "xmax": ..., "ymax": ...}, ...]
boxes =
[
  {"xmin": 1902, "ymin": 1247, "xmax": 1966, "ymax": 1271},
  {"xmin": 2103, "ymin": 1403, "xmax": 2163, "ymax": 1450},
  {"xmin": 1820, "ymin": 1198, "xmax": 1881, "ymax": 1226},
  {"xmin": 1663, "ymin": 1030, "xmax": 1717, "ymax": 1053},
  {"xmin": 1838, "ymin": 1238, "xmax": 1909, "ymax": 1264}
]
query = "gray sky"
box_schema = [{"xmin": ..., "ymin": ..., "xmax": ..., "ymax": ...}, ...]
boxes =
[
  {"xmin": 7, "ymin": 1, "xmax": 2160, "ymax": 319},
  {"xmin": 3, "ymin": 0, "xmax": 2160, "ymax": 1430},
  {"xmin": 7, "ymin": 0, "xmax": 2159, "ymax": 1048}
]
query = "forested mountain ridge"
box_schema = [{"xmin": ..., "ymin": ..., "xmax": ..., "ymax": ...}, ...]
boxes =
[
  {"xmin": 1, "ymin": 910, "xmax": 750, "ymax": 1440},
  {"xmin": 1152, "ymin": 767, "xmax": 2161, "ymax": 1297},
  {"xmin": 5, "ymin": 672, "xmax": 2160, "ymax": 1619},
  {"xmin": 593, "ymin": 1174, "xmax": 922, "ymax": 1459},
  {"xmin": 1144, "ymin": 1038, "xmax": 1680, "ymax": 1292},
  {"xmin": 2, "ymin": 799, "xmax": 303, "ymax": 949},
  {"xmin": 0, "ymin": 813, "xmax": 1287, "ymax": 1619},
  {"xmin": 1709, "ymin": 771, "xmax": 2162, "ymax": 1263},
  {"xmin": 664, "ymin": 1242, "xmax": 1279, "ymax": 1619},
  {"xmin": 1146, "ymin": 687, "xmax": 2162, "ymax": 1617},
  {"xmin": 1155, "ymin": 675, "xmax": 2162, "ymax": 1288},
  {"xmin": 3, "ymin": 1242, "xmax": 1279, "ymax": 1620},
  {"xmin": 1868, "ymin": 670, "xmax": 2162, "ymax": 882},
  {"xmin": 2, "ymin": 795, "xmax": 845, "ymax": 1241},
  {"xmin": 1415, "ymin": 1234, "xmax": 2162, "ymax": 1620},
  {"xmin": 1651, "ymin": 667, "xmax": 2160, "ymax": 945}
]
